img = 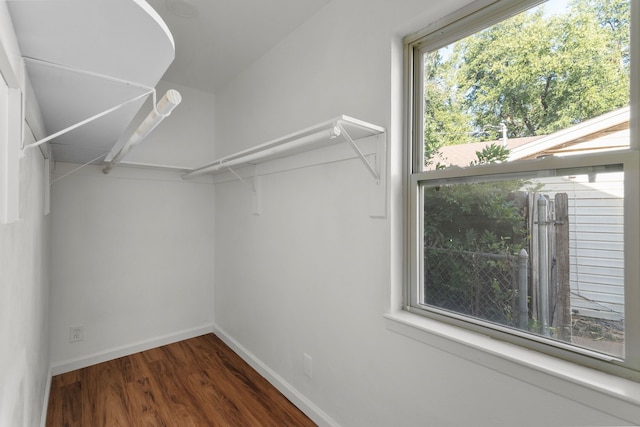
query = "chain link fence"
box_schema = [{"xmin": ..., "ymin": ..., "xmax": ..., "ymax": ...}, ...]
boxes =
[{"xmin": 424, "ymin": 246, "xmax": 523, "ymax": 327}]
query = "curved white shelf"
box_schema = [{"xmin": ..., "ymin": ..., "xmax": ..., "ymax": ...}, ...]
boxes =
[
  {"xmin": 182, "ymin": 115, "xmax": 386, "ymax": 180},
  {"xmin": 8, "ymin": 0, "xmax": 175, "ymax": 165}
]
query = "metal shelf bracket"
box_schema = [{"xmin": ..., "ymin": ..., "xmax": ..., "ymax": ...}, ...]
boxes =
[{"xmin": 335, "ymin": 120, "xmax": 381, "ymax": 184}]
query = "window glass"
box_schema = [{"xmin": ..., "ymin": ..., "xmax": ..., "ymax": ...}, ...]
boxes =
[
  {"xmin": 421, "ymin": 165, "xmax": 624, "ymax": 358},
  {"xmin": 422, "ymin": 0, "xmax": 630, "ymax": 171},
  {"xmin": 408, "ymin": 0, "xmax": 637, "ymax": 371}
]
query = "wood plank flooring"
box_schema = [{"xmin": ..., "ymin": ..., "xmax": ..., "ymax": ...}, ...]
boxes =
[{"xmin": 45, "ymin": 333, "xmax": 316, "ymax": 426}]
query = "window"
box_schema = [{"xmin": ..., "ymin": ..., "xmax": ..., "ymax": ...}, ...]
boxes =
[{"xmin": 406, "ymin": 0, "xmax": 640, "ymax": 378}]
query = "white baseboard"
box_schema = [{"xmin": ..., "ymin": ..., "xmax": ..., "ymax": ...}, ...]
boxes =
[
  {"xmin": 39, "ymin": 365, "xmax": 52, "ymax": 427},
  {"xmin": 50, "ymin": 323, "xmax": 215, "ymax": 375},
  {"xmin": 212, "ymin": 324, "xmax": 340, "ymax": 427}
]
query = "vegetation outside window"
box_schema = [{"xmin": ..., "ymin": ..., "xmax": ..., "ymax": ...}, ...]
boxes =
[{"xmin": 405, "ymin": 0, "xmax": 640, "ymax": 379}]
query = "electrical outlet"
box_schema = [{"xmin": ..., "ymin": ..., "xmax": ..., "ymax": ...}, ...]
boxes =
[
  {"xmin": 69, "ymin": 326, "xmax": 84, "ymax": 343},
  {"xmin": 303, "ymin": 353, "xmax": 313, "ymax": 378}
]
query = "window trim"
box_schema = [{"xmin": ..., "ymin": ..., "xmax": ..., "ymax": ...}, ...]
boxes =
[
  {"xmin": 384, "ymin": 310, "xmax": 640, "ymax": 420},
  {"xmin": 404, "ymin": 0, "xmax": 640, "ymax": 380}
]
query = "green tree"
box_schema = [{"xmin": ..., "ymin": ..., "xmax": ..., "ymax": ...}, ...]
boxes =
[
  {"xmin": 423, "ymin": 52, "xmax": 473, "ymax": 167},
  {"xmin": 471, "ymin": 143, "xmax": 510, "ymax": 166},
  {"xmin": 572, "ymin": 0, "xmax": 630, "ymax": 67},
  {"xmin": 424, "ymin": 0, "xmax": 630, "ymax": 165}
]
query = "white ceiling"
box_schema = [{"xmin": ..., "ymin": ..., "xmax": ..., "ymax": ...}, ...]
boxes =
[
  {"xmin": 145, "ymin": 0, "xmax": 330, "ymax": 93},
  {"xmin": 7, "ymin": 0, "xmax": 330, "ymax": 164}
]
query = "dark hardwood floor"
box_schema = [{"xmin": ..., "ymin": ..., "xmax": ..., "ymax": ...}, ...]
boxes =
[{"xmin": 45, "ymin": 333, "xmax": 316, "ymax": 426}]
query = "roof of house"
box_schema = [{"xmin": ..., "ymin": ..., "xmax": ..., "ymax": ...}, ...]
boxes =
[
  {"xmin": 426, "ymin": 106, "xmax": 630, "ymax": 170},
  {"xmin": 509, "ymin": 106, "xmax": 630, "ymax": 160},
  {"xmin": 428, "ymin": 136, "xmax": 542, "ymax": 170}
]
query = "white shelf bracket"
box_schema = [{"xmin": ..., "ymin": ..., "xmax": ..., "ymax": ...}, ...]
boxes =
[
  {"xmin": 181, "ymin": 115, "xmax": 386, "ymax": 217},
  {"xmin": 225, "ymin": 165, "xmax": 256, "ymax": 192},
  {"xmin": 336, "ymin": 120, "xmax": 381, "ymax": 184},
  {"xmin": 226, "ymin": 165, "xmax": 262, "ymax": 215},
  {"xmin": 22, "ymin": 89, "xmax": 154, "ymax": 155},
  {"xmin": 20, "ymin": 57, "xmax": 158, "ymax": 155}
]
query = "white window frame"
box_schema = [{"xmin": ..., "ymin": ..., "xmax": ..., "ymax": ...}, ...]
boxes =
[{"xmin": 404, "ymin": 0, "xmax": 640, "ymax": 380}]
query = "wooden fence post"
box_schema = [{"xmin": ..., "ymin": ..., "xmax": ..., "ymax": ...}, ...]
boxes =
[{"xmin": 555, "ymin": 193, "xmax": 571, "ymax": 341}]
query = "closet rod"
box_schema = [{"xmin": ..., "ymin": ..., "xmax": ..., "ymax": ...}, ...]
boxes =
[
  {"xmin": 103, "ymin": 89, "xmax": 182, "ymax": 174},
  {"xmin": 182, "ymin": 126, "xmax": 341, "ymax": 180},
  {"xmin": 182, "ymin": 116, "xmax": 385, "ymax": 180}
]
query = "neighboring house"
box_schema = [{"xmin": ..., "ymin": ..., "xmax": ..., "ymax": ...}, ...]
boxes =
[
  {"xmin": 430, "ymin": 107, "xmax": 630, "ymax": 321},
  {"xmin": 508, "ymin": 106, "xmax": 630, "ymax": 161},
  {"xmin": 427, "ymin": 135, "xmax": 542, "ymax": 169}
]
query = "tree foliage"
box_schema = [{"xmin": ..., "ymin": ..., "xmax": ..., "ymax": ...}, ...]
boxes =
[
  {"xmin": 424, "ymin": 180, "xmax": 526, "ymax": 252},
  {"xmin": 423, "ymin": 0, "xmax": 630, "ymax": 162},
  {"xmin": 471, "ymin": 143, "xmax": 510, "ymax": 166},
  {"xmin": 423, "ymin": 176, "xmax": 528, "ymax": 324}
]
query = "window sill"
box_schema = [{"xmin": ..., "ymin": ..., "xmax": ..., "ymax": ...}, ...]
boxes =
[{"xmin": 384, "ymin": 310, "xmax": 640, "ymax": 423}]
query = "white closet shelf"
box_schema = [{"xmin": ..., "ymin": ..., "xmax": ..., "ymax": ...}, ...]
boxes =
[{"xmin": 181, "ymin": 115, "xmax": 386, "ymax": 180}]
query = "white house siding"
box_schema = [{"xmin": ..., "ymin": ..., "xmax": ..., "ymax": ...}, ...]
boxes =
[{"xmin": 536, "ymin": 171, "xmax": 624, "ymax": 321}]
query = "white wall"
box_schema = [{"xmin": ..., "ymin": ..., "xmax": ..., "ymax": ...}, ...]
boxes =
[
  {"xmin": 213, "ymin": 0, "xmax": 639, "ymax": 426},
  {"xmin": 0, "ymin": 146, "xmax": 51, "ymax": 427},
  {"xmin": 49, "ymin": 83, "xmax": 216, "ymax": 371},
  {"xmin": 50, "ymin": 164, "xmax": 215, "ymax": 370},
  {"xmin": 0, "ymin": 3, "xmax": 51, "ymax": 426}
]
